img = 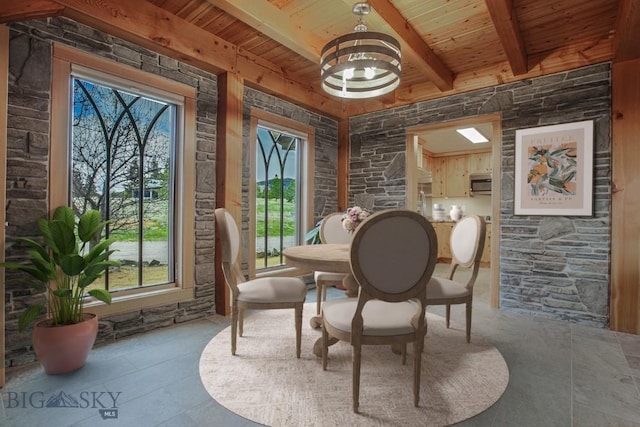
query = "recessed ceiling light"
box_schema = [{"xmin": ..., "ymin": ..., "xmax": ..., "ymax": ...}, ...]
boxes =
[{"xmin": 456, "ymin": 127, "xmax": 489, "ymax": 143}]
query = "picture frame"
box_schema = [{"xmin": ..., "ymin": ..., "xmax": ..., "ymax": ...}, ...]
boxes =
[{"xmin": 514, "ymin": 120, "xmax": 594, "ymax": 216}]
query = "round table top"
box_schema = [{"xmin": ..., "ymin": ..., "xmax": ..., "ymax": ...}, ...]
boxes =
[{"xmin": 283, "ymin": 243, "xmax": 351, "ymax": 274}]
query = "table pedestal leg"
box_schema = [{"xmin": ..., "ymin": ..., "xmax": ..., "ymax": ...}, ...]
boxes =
[
  {"xmin": 313, "ymin": 336, "xmax": 338, "ymax": 357},
  {"xmin": 309, "ymin": 315, "xmax": 322, "ymax": 329},
  {"xmin": 344, "ymin": 274, "xmax": 358, "ymax": 297}
]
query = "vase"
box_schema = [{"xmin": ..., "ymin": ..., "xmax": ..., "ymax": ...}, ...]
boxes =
[
  {"xmin": 32, "ymin": 313, "xmax": 99, "ymax": 374},
  {"xmin": 450, "ymin": 205, "xmax": 462, "ymax": 221}
]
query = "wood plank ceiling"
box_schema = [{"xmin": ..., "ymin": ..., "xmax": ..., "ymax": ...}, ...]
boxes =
[
  {"xmin": 1, "ymin": 0, "xmax": 638, "ymax": 120},
  {"xmin": 149, "ymin": 0, "xmax": 630, "ymax": 118}
]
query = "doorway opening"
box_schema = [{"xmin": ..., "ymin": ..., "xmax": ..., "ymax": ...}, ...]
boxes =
[{"xmin": 406, "ymin": 114, "xmax": 501, "ymax": 308}]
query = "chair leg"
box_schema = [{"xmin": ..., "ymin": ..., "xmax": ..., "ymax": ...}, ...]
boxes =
[
  {"xmin": 401, "ymin": 343, "xmax": 407, "ymax": 365},
  {"xmin": 231, "ymin": 305, "xmax": 238, "ymax": 356},
  {"xmin": 316, "ymin": 282, "xmax": 323, "ymax": 315},
  {"xmin": 466, "ymin": 301, "xmax": 472, "ymax": 343},
  {"xmin": 295, "ymin": 303, "xmax": 303, "ymax": 358},
  {"xmin": 414, "ymin": 337, "xmax": 424, "ymax": 407},
  {"xmin": 445, "ymin": 304, "xmax": 451, "ymax": 328},
  {"xmin": 238, "ymin": 307, "xmax": 244, "ymax": 337},
  {"xmin": 322, "ymin": 324, "xmax": 329, "ymax": 370},
  {"xmin": 353, "ymin": 343, "xmax": 362, "ymax": 413}
]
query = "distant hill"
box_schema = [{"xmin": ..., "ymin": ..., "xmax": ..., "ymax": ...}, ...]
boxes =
[{"xmin": 256, "ymin": 177, "xmax": 294, "ymax": 188}]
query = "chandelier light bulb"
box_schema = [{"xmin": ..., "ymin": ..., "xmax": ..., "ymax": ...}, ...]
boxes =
[
  {"xmin": 364, "ymin": 67, "xmax": 375, "ymax": 79},
  {"xmin": 344, "ymin": 67, "xmax": 355, "ymax": 79}
]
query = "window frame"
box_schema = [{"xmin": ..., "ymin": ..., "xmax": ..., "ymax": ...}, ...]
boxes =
[
  {"xmin": 51, "ymin": 44, "xmax": 195, "ymax": 316},
  {"xmin": 248, "ymin": 108, "xmax": 314, "ymax": 279}
]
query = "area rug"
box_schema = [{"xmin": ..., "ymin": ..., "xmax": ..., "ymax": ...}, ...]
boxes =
[{"xmin": 199, "ymin": 304, "xmax": 509, "ymax": 426}]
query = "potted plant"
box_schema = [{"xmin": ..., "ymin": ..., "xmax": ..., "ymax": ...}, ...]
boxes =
[{"xmin": 2, "ymin": 206, "xmax": 120, "ymax": 374}]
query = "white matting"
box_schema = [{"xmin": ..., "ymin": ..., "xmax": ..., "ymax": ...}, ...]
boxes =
[{"xmin": 199, "ymin": 304, "xmax": 509, "ymax": 426}]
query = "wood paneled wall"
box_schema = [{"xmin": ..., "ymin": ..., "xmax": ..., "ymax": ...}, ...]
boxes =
[
  {"xmin": 611, "ymin": 58, "xmax": 640, "ymax": 334},
  {"xmin": 215, "ymin": 72, "xmax": 244, "ymax": 316}
]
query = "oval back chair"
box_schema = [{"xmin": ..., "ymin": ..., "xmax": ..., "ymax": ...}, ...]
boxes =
[
  {"xmin": 215, "ymin": 208, "xmax": 307, "ymax": 357},
  {"xmin": 321, "ymin": 209, "xmax": 437, "ymax": 412},
  {"xmin": 426, "ymin": 215, "xmax": 486, "ymax": 343},
  {"xmin": 313, "ymin": 212, "xmax": 351, "ymax": 316}
]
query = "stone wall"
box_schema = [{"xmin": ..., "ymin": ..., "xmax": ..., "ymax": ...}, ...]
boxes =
[
  {"xmin": 242, "ymin": 89, "xmax": 339, "ymax": 224},
  {"xmin": 4, "ymin": 17, "xmax": 339, "ymax": 368},
  {"xmin": 349, "ymin": 64, "xmax": 611, "ymax": 327},
  {"xmin": 4, "ymin": 17, "xmax": 218, "ymax": 367}
]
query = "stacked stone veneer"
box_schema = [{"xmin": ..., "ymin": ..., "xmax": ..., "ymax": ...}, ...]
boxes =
[
  {"xmin": 4, "ymin": 17, "xmax": 219, "ymax": 367},
  {"xmin": 4, "ymin": 17, "xmax": 339, "ymax": 368},
  {"xmin": 349, "ymin": 64, "xmax": 611, "ymax": 327},
  {"xmin": 242, "ymin": 90, "xmax": 339, "ymax": 225}
]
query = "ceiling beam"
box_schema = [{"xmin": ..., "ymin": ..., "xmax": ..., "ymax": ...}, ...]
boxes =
[
  {"xmin": 614, "ymin": 0, "xmax": 640, "ymax": 62},
  {"xmin": 205, "ymin": 0, "xmax": 324, "ymax": 63},
  {"xmin": 366, "ymin": 0, "xmax": 454, "ymax": 91},
  {"xmin": 5, "ymin": 0, "xmax": 345, "ymax": 119},
  {"xmin": 0, "ymin": 0, "xmax": 64, "ymax": 23},
  {"xmin": 53, "ymin": 0, "xmax": 237, "ymax": 73},
  {"xmin": 343, "ymin": 35, "xmax": 612, "ymax": 117},
  {"xmin": 484, "ymin": 0, "xmax": 528, "ymax": 76}
]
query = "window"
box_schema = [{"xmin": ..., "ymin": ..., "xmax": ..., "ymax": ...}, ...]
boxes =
[
  {"xmin": 249, "ymin": 109, "xmax": 314, "ymax": 277},
  {"xmin": 71, "ymin": 76, "xmax": 175, "ymax": 291},
  {"xmin": 51, "ymin": 44, "xmax": 195, "ymax": 315}
]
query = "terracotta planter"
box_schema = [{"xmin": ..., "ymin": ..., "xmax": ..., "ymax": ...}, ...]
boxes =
[{"xmin": 32, "ymin": 313, "xmax": 99, "ymax": 375}]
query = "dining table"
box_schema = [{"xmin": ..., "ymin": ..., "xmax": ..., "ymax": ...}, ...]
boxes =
[
  {"xmin": 284, "ymin": 242, "xmax": 411, "ymax": 359},
  {"xmin": 282, "ymin": 243, "xmax": 356, "ymax": 356}
]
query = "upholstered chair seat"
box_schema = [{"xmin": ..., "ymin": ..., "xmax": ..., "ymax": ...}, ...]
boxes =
[
  {"xmin": 425, "ymin": 215, "xmax": 486, "ymax": 343},
  {"xmin": 322, "ymin": 299, "xmax": 425, "ymax": 336},
  {"xmin": 237, "ymin": 277, "xmax": 308, "ymax": 303},
  {"xmin": 427, "ymin": 277, "xmax": 469, "ymax": 300},
  {"xmin": 321, "ymin": 209, "xmax": 437, "ymax": 412},
  {"xmin": 215, "ymin": 208, "xmax": 306, "ymax": 357}
]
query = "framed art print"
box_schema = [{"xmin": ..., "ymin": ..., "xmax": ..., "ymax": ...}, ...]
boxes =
[{"xmin": 514, "ymin": 120, "xmax": 593, "ymax": 216}]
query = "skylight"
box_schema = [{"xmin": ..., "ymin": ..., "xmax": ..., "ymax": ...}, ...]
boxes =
[{"xmin": 456, "ymin": 127, "xmax": 489, "ymax": 143}]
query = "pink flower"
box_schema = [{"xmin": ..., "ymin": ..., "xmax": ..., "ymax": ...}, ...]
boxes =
[{"xmin": 341, "ymin": 206, "xmax": 370, "ymax": 232}]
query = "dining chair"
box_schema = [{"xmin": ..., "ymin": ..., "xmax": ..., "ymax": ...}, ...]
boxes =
[
  {"xmin": 215, "ymin": 208, "xmax": 307, "ymax": 357},
  {"xmin": 321, "ymin": 209, "xmax": 437, "ymax": 412},
  {"xmin": 313, "ymin": 212, "xmax": 351, "ymax": 316},
  {"xmin": 426, "ymin": 215, "xmax": 486, "ymax": 343}
]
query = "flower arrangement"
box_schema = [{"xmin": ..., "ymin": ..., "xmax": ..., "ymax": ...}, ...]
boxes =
[{"xmin": 341, "ymin": 206, "xmax": 370, "ymax": 232}]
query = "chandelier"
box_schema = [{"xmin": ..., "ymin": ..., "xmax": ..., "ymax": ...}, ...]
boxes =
[{"xmin": 320, "ymin": 2, "xmax": 402, "ymax": 99}]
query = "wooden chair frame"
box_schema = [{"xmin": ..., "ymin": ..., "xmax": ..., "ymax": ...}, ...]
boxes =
[
  {"xmin": 215, "ymin": 208, "xmax": 305, "ymax": 357},
  {"xmin": 321, "ymin": 209, "xmax": 437, "ymax": 412}
]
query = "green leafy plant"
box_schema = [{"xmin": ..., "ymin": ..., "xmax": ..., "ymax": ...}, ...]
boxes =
[
  {"xmin": 2, "ymin": 206, "xmax": 120, "ymax": 331},
  {"xmin": 304, "ymin": 219, "xmax": 323, "ymax": 244}
]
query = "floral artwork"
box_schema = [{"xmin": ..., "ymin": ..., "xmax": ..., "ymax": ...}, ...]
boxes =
[
  {"xmin": 515, "ymin": 120, "xmax": 593, "ymax": 216},
  {"xmin": 526, "ymin": 142, "xmax": 577, "ymax": 196},
  {"xmin": 341, "ymin": 206, "xmax": 370, "ymax": 232}
]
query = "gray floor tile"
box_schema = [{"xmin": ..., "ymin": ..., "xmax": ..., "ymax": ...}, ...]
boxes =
[
  {"xmin": 3, "ymin": 267, "xmax": 640, "ymax": 426},
  {"xmin": 573, "ymin": 402, "xmax": 640, "ymax": 427},
  {"xmin": 573, "ymin": 370, "xmax": 640, "ymax": 424},
  {"xmin": 618, "ymin": 332, "xmax": 640, "ymax": 357},
  {"xmin": 490, "ymin": 370, "xmax": 571, "ymax": 427}
]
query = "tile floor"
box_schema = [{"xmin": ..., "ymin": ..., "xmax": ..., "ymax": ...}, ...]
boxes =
[{"xmin": 2, "ymin": 265, "xmax": 640, "ymax": 426}]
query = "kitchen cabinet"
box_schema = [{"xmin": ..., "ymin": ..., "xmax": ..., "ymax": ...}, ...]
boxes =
[
  {"xmin": 433, "ymin": 222, "xmax": 454, "ymax": 260},
  {"xmin": 481, "ymin": 227, "xmax": 491, "ymax": 264},
  {"xmin": 433, "ymin": 221, "xmax": 491, "ymax": 265},
  {"xmin": 430, "ymin": 155, "xmax": 468, "ymax": 198},
  {"xmin": 421, "ymin": 150, "xmax": 435, "ymax": 174},
  {"xmin": 431, "ymin": 157, "xmax": 447, "ymax": 197},
  {"xmin": 468, "ymin": 151, "xmax": 492, "ymax": 173},
  {"xmin": 445, "ymin": 155, "xmax": 469, "ymax": 197}
]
